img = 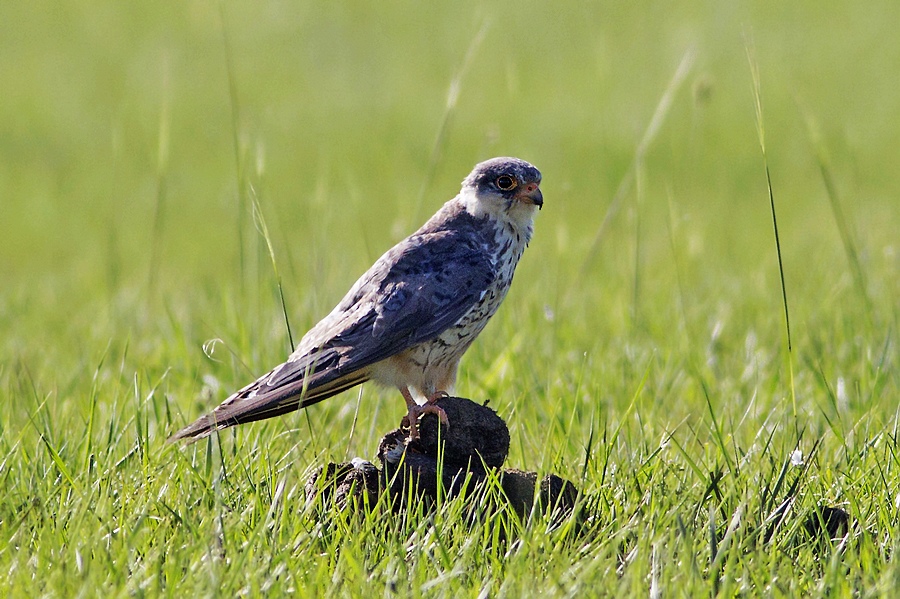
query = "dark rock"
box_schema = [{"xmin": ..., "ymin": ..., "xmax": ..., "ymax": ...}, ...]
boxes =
[
  {"xmin": 305, "ymin": 462, "xmax": 350, "ymax": 505},
  {"xmin": 414, "ymin": 396, "xmax": 510, "ymax": 470},
  {"xmin": 379, "ymin": 426, "xmax": 464, "ymax": 502},
  {"xmin": 304, "ymin": 395, "xmax": 582, "ymax": 529},
  {"xmin": 500, "ymin": 470, "xmax": 579, "ymax": 522},
  {"xmin": 306, "ymin": 458, "xmax": 381, "ymax": 510},
  {"xmin": 378, "ymin": 396, "xmax": 509, "ymax": 501},
  {"xmin": 539, "ymin": 473, "xmax": 579, "ymax": 515},
  {"xmin": 804, "ymin": 505, "xmax": 851, "ymax": 541},
  {"xmin": 500, "ymin": 469, "xmax": 538, "ymax": 517}
]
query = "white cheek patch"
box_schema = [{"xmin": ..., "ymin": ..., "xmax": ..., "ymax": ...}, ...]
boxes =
[
  {"xmin": 461, "ymin": 188, "xmax": 492, "ymax": 219},
  {"xmin": 462, "ymin": 188, "xmax": 538, "ymax": 242}
]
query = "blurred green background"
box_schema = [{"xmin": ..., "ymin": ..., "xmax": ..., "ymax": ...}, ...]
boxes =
[
  {"xmin": 2, "ymin": 1, "xmax": 899, "ymax": 594},
  {"xmin": 1, "ymin": 0, "xmax": 898, "ymax": 460}
]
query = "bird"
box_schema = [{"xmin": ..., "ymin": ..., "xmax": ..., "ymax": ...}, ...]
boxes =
[{"xmin": 170, "ymin": 157, "xmax": 542, "ymax": 443}]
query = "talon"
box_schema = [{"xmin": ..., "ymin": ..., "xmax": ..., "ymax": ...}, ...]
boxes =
[
  {"xmin": 399, "ymin": 387, "xmax": 450, "ymax": 441},
  {"xmin": 427, "ymin": 390, "xmax": 450, "ymax": 404},
  {"xmin": 431, "ymin": 405, "xmax": 450, "ymax": 427},
  {"xmin": 403, "ymin": 402, "xmax": 450, "ymax": 440}
]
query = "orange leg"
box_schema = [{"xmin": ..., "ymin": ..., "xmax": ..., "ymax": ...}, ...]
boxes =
[{"xmin": 399, "ymin": 387, "xmax": 450, "ymax": 440}]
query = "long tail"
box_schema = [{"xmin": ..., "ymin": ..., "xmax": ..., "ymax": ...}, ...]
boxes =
[{"xmin": 168, "ymin": 353, "xmax": 369, "ymax": 444}]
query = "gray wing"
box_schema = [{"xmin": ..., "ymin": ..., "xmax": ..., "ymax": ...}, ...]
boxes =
[{"xmin": 169, "ymin": 228, "xmax": 495, "ymax": 442}]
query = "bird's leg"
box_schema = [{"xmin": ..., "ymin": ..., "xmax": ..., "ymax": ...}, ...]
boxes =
[
  {"xmin": 399, "ymin": 387, "xmax": 450, "ymax": 440},
  {"xmin": 427, "ymin": 390, "xmax": 450, "ymax": 404}
]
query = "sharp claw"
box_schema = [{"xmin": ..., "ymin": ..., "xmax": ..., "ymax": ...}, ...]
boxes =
[{"xmin": 403, "ymin": 401, "xmax": 450, "ymax": 440}]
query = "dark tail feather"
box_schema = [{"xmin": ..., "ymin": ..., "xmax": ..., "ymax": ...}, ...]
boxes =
[{"xmin": 168, "ymin": 370, "xmax": 369, "ymax": 444}]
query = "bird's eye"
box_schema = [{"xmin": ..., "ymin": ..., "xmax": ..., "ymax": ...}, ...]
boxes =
[{"xmin": 495, "ymin": 175, "xmax": 517, "ymax": 191}]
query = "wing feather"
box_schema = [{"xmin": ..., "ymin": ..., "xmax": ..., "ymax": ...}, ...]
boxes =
[{"xmin": 169, "ymin": 222, "xmax": 496, "ymax": 443}]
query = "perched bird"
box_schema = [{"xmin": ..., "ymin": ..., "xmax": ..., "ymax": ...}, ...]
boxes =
[{"xmin": 170, "ymin": 157, "xmax": 542, "ymax": 443}]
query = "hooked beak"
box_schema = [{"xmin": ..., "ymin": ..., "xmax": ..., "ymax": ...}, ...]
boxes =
[{"xmin": 516, "ymin": 183, "xmax": 543, "ymax": 210}]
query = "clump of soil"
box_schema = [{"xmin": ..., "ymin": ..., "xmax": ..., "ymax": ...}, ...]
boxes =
[{"xmin": 306, "ymin": 396, "xmax": 578, "ymax": 522}]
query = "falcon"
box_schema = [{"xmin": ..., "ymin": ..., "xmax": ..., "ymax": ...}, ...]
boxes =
[{"xmin": 170, "ymin": 157, "xmax": 542, "ymax": 443}]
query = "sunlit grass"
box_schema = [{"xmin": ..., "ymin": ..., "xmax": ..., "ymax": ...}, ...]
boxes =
[{"xmin": 1, "ymin": 1, "xmax": 899, "ymax": 596}]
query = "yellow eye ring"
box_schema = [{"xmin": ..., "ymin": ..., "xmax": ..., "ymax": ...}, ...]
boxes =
[{"xmin": 495, "ymin": 175, "xmax": 517, "ymax": 191}]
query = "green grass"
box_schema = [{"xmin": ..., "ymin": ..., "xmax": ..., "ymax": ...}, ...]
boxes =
[{"xmin": 2, "ymin": 1, "xmax": 899, "ymax": 596}]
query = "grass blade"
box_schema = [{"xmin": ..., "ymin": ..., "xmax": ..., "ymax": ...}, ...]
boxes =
[
  {"xmin": 747, "ymin": 42, "xmax": 797, "ymax": 417},
  {"xmin": 796, "ymin": 98, "xmax": 874, "ymax": 325},
  {"xmin": 581, "ymin": 48, "xmax": 695, "ymax": 274},
  {"xmin": 250, "ymin": 183, "xmax": 295, "ymax": 351}
]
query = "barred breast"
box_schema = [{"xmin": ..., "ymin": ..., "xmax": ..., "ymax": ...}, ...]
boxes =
[{"xmin": 395, "ymin": 219, "xmax": 528, "ymax": 396}]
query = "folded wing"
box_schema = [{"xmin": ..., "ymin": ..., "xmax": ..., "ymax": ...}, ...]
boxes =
[{"xmin": 169, "ymin": 228, "xmax": 495, "ymax": 442}]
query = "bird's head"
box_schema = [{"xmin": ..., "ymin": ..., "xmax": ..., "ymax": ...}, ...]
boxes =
[{"xmin": 459, "ymin": 157, "xmax": 543, "ymax": 230}]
